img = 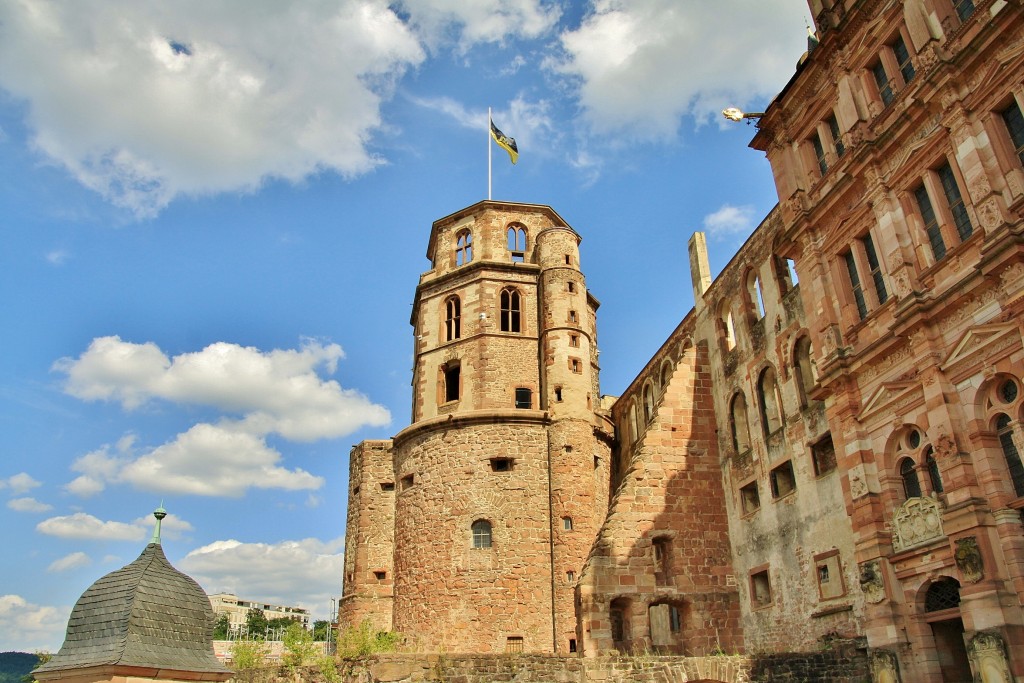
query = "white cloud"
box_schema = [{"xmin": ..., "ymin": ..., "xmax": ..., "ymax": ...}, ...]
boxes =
[
  {"xmin": 47, "ymin": 552, "xmax": 91, "ymax": 573},
  {"xmin": 0, "ymin": 1, "xmax": 426, "ymax": 217},
  {"xmin": 8, "ymin": 497, "xmax": 54, "ymax": 513},
  {"xmin": 180, "ymin": 537, "xmax": 344, "ymax": 619},
  {"xmin": 54, "ymin": 337, "xmax": 389, "ymax": 440},
  {"xmin": 46, "ymin": 249, "xmax": 70, "ymax": 265},
  {"xmin": 121, "ymin": 424, "xmax": 323, "ymax": 497},
  {"xmin": 413, "ymin": 95, "xmax": 554, "ymax": 160},
  {"xmin": 396, "ymin": 0, "xmax": 560, "ymax": 51},
  {"xmin": 37, "ymin": 512, "xmax": 147, "ymax": 541},
  {"xmin": 131, "ymin": 512, "xmax": 194, "ymax": 541},
  {"xmin": 55, "ymin": 337, "xmax": 386, "ymax": 497},
  {"xmin": 2, "ymin": 472, "xmax": 42, "ymax": 494},
  {"xmin": 0, "ymin": 595, "xmax": 70, "ymax": 653},
  {"xmin": 551, "ymin": 0, "xmax": 810, "ymax": 137},
  {"xmin": 703, "ymin": 204, "xmax": 756, "ymax": 238}
]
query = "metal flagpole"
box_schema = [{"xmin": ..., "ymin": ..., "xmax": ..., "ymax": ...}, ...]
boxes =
[{"xmin": 488, "ymin": 107, "xmax": 492, "ymax": 200}]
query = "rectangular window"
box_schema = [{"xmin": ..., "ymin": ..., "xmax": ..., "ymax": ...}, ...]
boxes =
[
  {"xmin": 770, "ymin": 461, "xmax": 797, "ymax": 498},
  {"xmin": 915, "ymin": 184, "xmax": 947, "ymax": 261},
  {"xmin": 569, "ymin": 638, "xmax": 577, "ymax": 653},
  {"xmin": 827, "ymin": 114, "xmax": 845, "ymax": 158},
  {"xmin": 1002, "ymin": 100, "xmax": 1024, "ymax": 166},
  {"xmin": 554, "ymin": 386, "xmax": 563, "ymax": 402},
  {"xmin": 812, "ymin": 132, "xmax": 828, "ymax": 176},
  {"xmin": 569, "ymin": 334, "xmax": 580, "ymax": 348},
  {"xmin": 444, "ymin": 364, "xmax": 461, "ymax": 402},
  {"xmin": 505, "ymin": 637, "xmax": 524, "ymax": 653},
  {"xmin": 739, "ymin": 481, "xmax": 760, "ymax": 515},
  {"xmin": 862, "ymin": 234, "xmax": 888, "ymax": 305},
  {"xmin": 568, "ymin": 310, "xmax": 578, "ymax": 323},
  {"xmin": 814, "ymin": 550, "xmax": 846, "ymax": 600},
  {"xmin": 954, "ymin": 0, "xmax": 975, "ymax": 22},
  {"xmin": 750, "ymin": 568, "xmax": 772, "ymax": 608},
  {"xmin": 401, "ymin": 474, "xmax": 414, "ymax": 490},
  {"xmin": 566, "ymin": 570, "xmax": 575, "ymax": 583},
  {"xmin": 490, "ymin": 457, "xmax": 513, "ymax": 472},
  {"xmin": 568, "ymin": 282, "xmax": 575, "ymax": 293},
  {"xmin": 892, "ymin": 34, "xmax": 914, "ymax": 84},
  {"xmin": 844, "ymin": 251, "xmax": 868, "ymax": 320},
  {"xmin": 570, "ymin": 358, "xmax": 581, "ymax": 374},
  {"xmin": 515, "ymin": 387, "xmax": 532, "ymax": 409},
  {"xmin": 380, "ymin": 482, "xmax": 395, "ymax": 492},
  {"xmin": 872, "ymin": 60, "xmax": 894, "ymax": 106},
  {"xmin": 937, "ymin": 163, "xmax": 973, "ymax": 241},
  {"xmin": 811, "ymin": 434, "xmax": 837, "ymax": 476},
  {"xmin": 373, "ymin": 571, "xmax": 386, "ymax": 580}
]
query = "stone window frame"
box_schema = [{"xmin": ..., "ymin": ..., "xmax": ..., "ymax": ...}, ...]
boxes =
[
  {"xmin": 744, "ymin": 268, "xmax": 766, "ymax": 320},
  {"xmin": 499, "ymin": 287, "xmax": 523, "ymax": 333},
  {"xmin": 890, "ymin": 426, "xmax": 943, "ymax": 503},
  {"xmin": 738, "ymin": 479, "xmax": 760, "ymax": 516},
  {"xmin": 749, "ymin": 565, "xmax": 773, "ymax": 610},
  {"xmin": 730, "ymin": 391, "xmax": 752, "ymax": 454},
  {"xmin": 569, "ymin": 333, "xmax": 580, "ymax": 348},
  {"xmin": 652, "ymin": 535, "xmax": 672, "ymax": 586},
  {"xmin": 455, "ymin": 229, "xmax": 473, "ymax": 266},
  {"xmin": 811, "ymin": 433, "xmax": 837, "ymax": 477},
  {"xmin": 490, "ymin": 457, "xmax": 514, "ymax": 472},
  {"xmin": 793, "ymin": 335, "xmax": 818, "ymax": 409},
  {"xmin": 400, "ymin": 474, "xmax": 414, "ymax": 491},
  {"xmin": 757, "ymin": 364, "xmax": 785, "ymax": 437},
  {"xmin": 439, "ymin": 360, "xmax": 461, "ymax": 405},
  {"xmin": 569, "ymin": 357, "xmax": 582, "ymax": 374},
  {"xmin": 505, "ymin": 636, "xmax": 524, "ymax": 653},
  {"xmin": 444, "ymin": 295, "xmax": 461, "ymax": 342},
  {"xmin": 471, "ymin": 519, "xmax": 493, "ymax": 549},
  {"xmin": 979, "ymin": 374, "xmax": 1024, "ymax": 502},
  {"xmin": 718, "ymin": 299, "xmax": 737, "ymax": 352},
  {"xmin": 813, "ymin": 549, "xmax": 847, "ymax": 601},
  {"xmin": 900, "ymin": 155, "xmax": 977, "ymax": 269},
  {"xmin": 861, "ymin": 24, "xmax": 917, "ymax": 114},
  {"xmin": 514, "ymin": 387, "xmax": 532, "ymax": 409},
  {"xmin": 982, "ymin": 90, "xmax": 1024, "ymax": 205},
  {"xmin": 507, "ymin": 224, "xmax": 527, "ymax": 262},
  {"xmin": 769, "ymin": 460, "xmax": 797, "ymax": 499},
  {"xmin": 380, "ymin": 481, "xmax": 395, "ymax": 492},
  {"xmin": 839, "ymin": 229, "xmax": 889, "ymax": 323},
  {"xmin": 642, "ymin": 381, "xmax": 655, "ymax": 424}
]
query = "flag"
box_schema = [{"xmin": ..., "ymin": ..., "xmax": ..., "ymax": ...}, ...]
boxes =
[{"xmin": 490, "ymin": 119, "xmax": 519, "ymax": 165}]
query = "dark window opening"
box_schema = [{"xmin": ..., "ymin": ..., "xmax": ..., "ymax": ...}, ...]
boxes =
[
  {"xmin": 751, "ymin": 569, "xmax": 772, "ymax": 607},
  {"xmin": 915, "ymin": 184, "xmax": 947, "ymax": 261},
  {"xmin": 568, "ymin": 310, "xmax": 577, "ymax": 323},
  {"xmin": 444, "ymin": 363, "xmax": 461, "ymax": 402},
  {"xmin": 515, "ymin": 387, "xmax": 532, "ymax": 409},
  {"xmin": 770, "ymin": 461, "xmax": 796, "ymax": 498},
  {"xmin": 653, "ymin": 537, "xmax": 671, "ymax": 586},
  {"xmin": 827, "ymin": 114, "xmax": 845, "ymax": 157},
  {"xmin": 953, "ymin": 0, "xmax": 975, "ymax": 22},
  {"xmin": 892, "ymin": 34, "xmax": 914, "ymax": 84},
  {"xmin": 873, "ymin": 60, "xmax": 894, "ymax": 106},
  {"xmin": 1002, "ymin": 100, "xmax": 1024, "ymax": 166},
  {"xmin": 445, "ymin": 296, "xmax": 461, "ymax": 341},
  {"xmin": 380, "ymin": 482, "xmax": 395, "ymax": 492},
  {"xmin": 505, "ymin": 636, "xmax": 523, "ymax": 653},
  {"xmin": 554, "ymin": 386, "xmax": 563, "ymax": 402},
  {"xmin": 863, "ymin": 234, "xmax": 888, "ymax": 305},
  {"xmin": 373, "ymin": 571, "xmax": 386, "ymax": 580},
  {"xmin": 938, "ymin": 163, "xmax": 973, "ymax": 242},
  {"xmin": 812, "ymin": 434, "xmax": 837, "ymax": 476},
  {"xmin": 997, "ymin": 414, "xmax": 1024, "ymax": 497},
  {"xmin": 568, "ymin": 638, "xmax": 577, "ymax": 653},
  {"xmin": 1000, "ymin": 379, "xmax": 1019, "ymax": 404},
  {"xmin": 740, "ymin": 481, "xmax": 760, "ymax": 515},
  {"xmin": 490, "ymin": 457, "xmax": 513, "ymax": 472},
  {"xmin": 568, "ymin": 281, "xmax": 576, "ymax": 293},
  {"xmin": 507, "ymin": 226, "xmax": 526, "ymax": 262},
  {"xmin": 500, "ymin": 288, "xmax": 522, "ymax": 332},
  {"xmin": 812, "ymin": 132, "xmax": 828, "ymax": 176},
  {"xmin": 401, "ymin": 474, "xmax": 414, "ymax": 490},
  {"xmin": 925, "ymin": 578, "xmax": 962, "ymax": 612},
  {"xmin": 926, "ymin": 449, "xmax": 943, "ymax": 494},
  {"xmin": 900, "ymin": 457, "xmax": 922, "ymax": 498},
  {"xmin": 845, "ymin": 251, "xmax": 868, "ymax": 320}
]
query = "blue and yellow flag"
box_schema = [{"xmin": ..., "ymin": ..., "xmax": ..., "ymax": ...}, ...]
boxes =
[{"xmin": 490, "ymin": 119, "xmax": 519, "ymax": 165}]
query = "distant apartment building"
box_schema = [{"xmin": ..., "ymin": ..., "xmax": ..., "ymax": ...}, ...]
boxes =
[{"xmin": 208, "ymin": 593, "xmax": 310, "ymax": 633}]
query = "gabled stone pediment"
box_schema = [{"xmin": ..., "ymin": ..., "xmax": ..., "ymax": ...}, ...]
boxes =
[
  {"xmin": 858, "ymin": 380, "xmax": 922, "ymax": 423},
  {"xmin": 941, "ymin": 322, "xmax": 1021, "ymax": 374}
]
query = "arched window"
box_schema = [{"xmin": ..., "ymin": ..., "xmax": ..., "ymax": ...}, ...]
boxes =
[
  {"xmin": 746, "ymin": 270, "xmax": 766, "ymax": 319},
  {"xmin": 793, "ymin": 337, "xmax": 817, "ymax": 407},
  {"xmin": 445, "ymin": 296, "xmax": 461, "ymax": 341},
  {"xmin": 996, "ymin": 414, "xmax": 1024, "ymax": 497},
  {"xmin": 500, "ymin": 288, "xmax": 521, "ymax": 332},
  {"xmin": 455, "ymin": 230, "xmax": 473, "ymax": 266},
  {"xmin": 925, "ymin": 448, "xmax": 943, "ymax": 494},
  {"xmin": 471, "ymin": 519, "xmax": 492, "ymax": 548},
  {"xmin": 660, "ymin": 361, "xmax": 672, "ymax": 393},
  {"xmin": 507, "ymin": 226, "xmax": 526, "ymax": 262},
  {"xmin": 730, "ymin": 393, "xmax": 751, "ymax": 453},
  {"xmin": 720, "ymin": 302, "xmax": 736, "ymax": 351},
  {"xmin": 758, "ymin": 366, "xmax": 783, "ymax": 436},
  {"xmin": 643, "ymin": 383, "xmax": 654, "ymax": 424},
  {"xmin": 628, "ymin": 400, "xmax": 638, "ymax": 442},
  {"xmin": 900, "ymin": 457, "xmax": 922, "ymax": 499},
  {"xmin": 924, "ymin": 578, "xmax": 961, "ymax": 612}
]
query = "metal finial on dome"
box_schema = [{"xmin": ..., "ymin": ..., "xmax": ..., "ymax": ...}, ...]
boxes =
[{"xmin": 151, "ymin": 503, "xmax": 167, "ymax": 545}]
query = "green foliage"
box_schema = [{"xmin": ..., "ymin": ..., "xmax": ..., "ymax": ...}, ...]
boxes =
[
  {"xmin": 281, "ymin": 623, "xmax": 318, "ymax": 670},
  {"xmin": 212, "ymin": 614, "xmax": 230, "ymax": 640},
  {"xmin": 230, "ymin": 639, "xmax": 269, "ymax": 670},
  {"xmin": 245, "ymin": 608, "xmax": 268, "ymax": 638},
  {"xmin": 311, "ymin": 619, "xmax": 332, "ymax": 641},
  {"xmin": 317, "ymin": 655, "xmax": 339, "ymax": 683},
  {"xmin": 266, "ymin": 616, "xmax": 298, "ymax": 631},
  {"xmin": 335, "ymin": 620, "xmax": 400, "ymax": 660},
  {"xmin": 1, "ymin": 652, "xmax": 46, "ymax": 683}
]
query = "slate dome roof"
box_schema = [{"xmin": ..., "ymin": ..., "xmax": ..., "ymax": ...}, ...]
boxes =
[{"xmin": 37, "ymin": 510, "xmax": 229, "ymax": 676}]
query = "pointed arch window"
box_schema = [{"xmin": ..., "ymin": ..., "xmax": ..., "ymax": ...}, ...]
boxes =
[
  {"xmin": 500, "ymin": 288, "xmax": 521, "ymax": 332},
  {"xmin": 507, "ymin": 226, "xmax": 526, "ymax": 262},
  {"xmin": 445, "ymin": 296, "xmax": 461, "ymax": 341},
  {"xmin": 455, "ymin": 230, "xmax": 473, "ymax": 266}
]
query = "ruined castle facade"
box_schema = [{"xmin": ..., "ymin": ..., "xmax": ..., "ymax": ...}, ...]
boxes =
[{"xmin": 342, "ymin": 1, "xmax": 1024, "ymax": 680}]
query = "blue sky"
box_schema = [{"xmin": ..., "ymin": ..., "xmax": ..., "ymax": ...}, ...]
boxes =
[{"xmin": 0, "ymin": 0, "xmax": 809, "ymax": 651}]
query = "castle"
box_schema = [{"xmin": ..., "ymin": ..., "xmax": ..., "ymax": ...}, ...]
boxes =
[{"xmin": 341, "ymin": 1, "xmax": 1024, "ymax": 681}]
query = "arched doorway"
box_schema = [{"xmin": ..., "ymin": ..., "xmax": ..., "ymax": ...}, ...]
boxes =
[{"xmin": 923, "ymin": 578, "xmax": 972, "ymax": 682}]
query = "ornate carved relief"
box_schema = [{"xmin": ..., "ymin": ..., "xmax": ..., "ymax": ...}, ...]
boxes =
[
  {"xmin": 977, "ymin": 198, "xmax": 1004, "ymax": 231},
  {"xmin": 891, "ymin": 496, "xmax": 945, "ymax": 552},
  {"xmin": 870, "ymin": 648, "xmax": 902, "ymax": 683},
  {"xmin": 968, "ymin": 631, "xmax": 1012, "ymax": 683},
  {"xmin": 859, "ymin": 560, "xmax": 886, "ymax": 604},
  {"xmin": 954, "ymin": 536, "xmax": 984, "ymax": 583}
]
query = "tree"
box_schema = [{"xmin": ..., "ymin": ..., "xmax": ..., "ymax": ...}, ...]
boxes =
[
  {"xmin": 230, "ymin": 639, "xmax": 269, "ymax": 670},
  {"xmin": 212, "ymin": 614, "xmax": 230, "ymax": 640},
  {"xmin": 281, "ymin": 623, "xmax": 317, "ymax": 669},
  {"xmin": 245, "ymin": 607, "xmax": 268, "ymax": 638},
  {"xmin": 311, "ymin": 620, "xmax": 332, "ymax": 641}
]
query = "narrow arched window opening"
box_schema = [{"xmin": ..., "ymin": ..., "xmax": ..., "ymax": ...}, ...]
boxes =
[
  {"xmin": 925, "ymin": 448, "xmax": 943, "ymax": 494},
  {"xmin": 730, "ymin": 393, "xmax": 751, "ymax": 453},
  {"xmin": 758, "ymin": 367, "xmax": 784, "ymax": 436},
  {"xmin": 507, "ymin": 226, "xmax": 526, "ymax": 262},
  {"xmin": 643, "ymin": 384, "xmax": 654, "ymax": 424},
  {"xmin": 794, "ymin": 337, "xmax": 817, "ymax": 407},
  {"xmin": 445, "ymin": 296, "xmax": 461, "ymax": 341},
  {"xmin": 500, "ymin": 288, "xmax": 521, "ymax": 332},
  {"xmin": 900, "ymin": 457, "xmax": 921, "ymax": 499},
  {"xmin": 471, "ymin": 519, "xmax": 492, "ymax": 548},
  {"xmin": 455, "ymin": 230, "xmax": 473, "ymax": 266},
  {"xmin": 996, "ymin": 414, "xmax": 1024, "ymax": 497}
]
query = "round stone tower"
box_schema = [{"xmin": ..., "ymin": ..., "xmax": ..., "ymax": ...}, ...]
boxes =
[{"xmin": 390, "ymin": 201, "xmax": 611, "ymax": 654}]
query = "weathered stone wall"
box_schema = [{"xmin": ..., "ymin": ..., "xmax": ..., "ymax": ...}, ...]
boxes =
[
  {"xmin": 340, "ymin": 440, "xmax": 395, "ymax": 632},
  {"xmin": 690, "ymin": 209, "xmax": 862, "ymax": 653},
  {"xmin": 579, "ymin": 328, "xmax": 742, "ymax": 657}
]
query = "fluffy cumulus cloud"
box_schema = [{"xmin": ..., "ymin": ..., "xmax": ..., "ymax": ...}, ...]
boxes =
[
  {"xmin": 54, "ymin": 337, "xmax": 387, "ymax": 497},
  {"xmin": 0, "ymin": 595, "xmax": 70, "ymax": 652},
  {"xmin": 1, "ymin": 472, "xmax": 43, "ymax": 494},
  {"xmin": 7, "ymin": 497, "xmax": 53, "ymax": 513},
  {"xmin": 47, "ymin": 552, "xmax": 91, "ymax": 573},
  {"xmin": 396, "ymin": 0, "xmax": 560, "ymax": 50},
  {"xmin": 36, "ymin": 510, "xmax": 192, "ymax": 541},
  {"xmin": 703, "ymin": 204, "xmax": 757, "ymax": 239},
  {"xmin": 551, "ymin": 0, "xmax": 810, "ymax": 137},
  {"xmin": 0, "ymin": 1, "xmax": 426, "ymax": 217},
  {"xmin": 180, "ymin": 537, "xmax": 344, "ymax": 618}
]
